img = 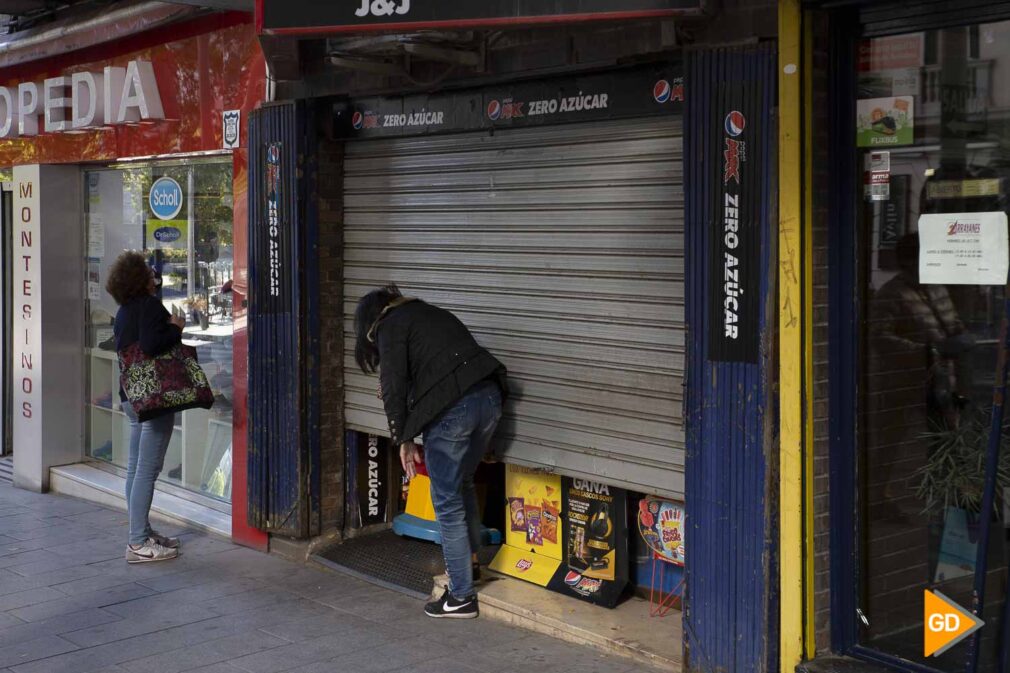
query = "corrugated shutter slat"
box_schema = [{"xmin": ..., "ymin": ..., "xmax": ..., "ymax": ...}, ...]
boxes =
[{"xmin": 342, "ymin": 117, "xmax": 684, "ymax": 499}]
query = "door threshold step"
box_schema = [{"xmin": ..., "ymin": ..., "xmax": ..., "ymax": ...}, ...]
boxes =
[
  {"xmin": 436, "ymin": 572, "xmax": 682, "ymax": 672},
  {"xmin": 50, "ymin": 462, "xmax": 230, "ymax": 538}
]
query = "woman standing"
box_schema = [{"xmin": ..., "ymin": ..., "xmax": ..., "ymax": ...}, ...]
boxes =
[
  {"xmin": 106, "ymin": 251, "xmax": 186, "ymax": 564},
  {"xmin": 355, "ymin": 284, "xmax": 507, "ymax": 619}
]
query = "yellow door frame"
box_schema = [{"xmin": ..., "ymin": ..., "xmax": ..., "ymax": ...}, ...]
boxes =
[{"xmin": 779, "ymin": 0, "xmax": 816, "ymax": 669}]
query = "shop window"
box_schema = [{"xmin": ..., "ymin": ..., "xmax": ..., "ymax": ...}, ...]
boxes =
[
  {"xmin": 856, "ymin": 20, "xmax": 1010, "ymax": 673},
  {"xmin": 84, "ymin": 159, "xmax": 234, "ymax": 503}
]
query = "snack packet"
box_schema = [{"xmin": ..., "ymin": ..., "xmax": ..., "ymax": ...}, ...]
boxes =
[
  {"xmin": 525, "ymin": 504, "xmax": 543, "ymax": 545},
  {"xmin": 542, "ymin": 500, "xmax": 559, "ymax": 544},
  {"xmin": 509, "ymin": 497, "xmax": 526, "ymax": 532}
]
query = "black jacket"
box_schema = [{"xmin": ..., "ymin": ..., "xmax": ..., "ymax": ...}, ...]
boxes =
[
  {"xmin": 375, "ymin": 299, "xmax": 507, "ymax": 445},
  {"xmin": 114, "ymin": 295, "xmax": 183, "ymax": 401}
]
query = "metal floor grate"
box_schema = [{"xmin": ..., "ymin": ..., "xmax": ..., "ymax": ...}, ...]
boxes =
[
  {"xmin": 0, "ymin": 456, "xmax": 12, "ymax": 483},
  {"xmin": 318, "ymin": 530, "xmax": 448, "ymax": 598}
]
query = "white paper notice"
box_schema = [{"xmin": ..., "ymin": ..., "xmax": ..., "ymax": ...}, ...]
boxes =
[
  {"xmin": 88, "ymin": 282, "xmax": 101, "ymax": 300},
  {"xmin": 918, "ymin": 212, "xmax": 1009, "ymax": 285},
  {"xmin": 88, "ymin": 215, "xmax": 105, "ymax": 259}
]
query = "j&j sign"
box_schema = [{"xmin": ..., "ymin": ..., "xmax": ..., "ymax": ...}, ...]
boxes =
[{"xmin": 260, "ymin": 0, "xmax": 701, "ymax": 34}]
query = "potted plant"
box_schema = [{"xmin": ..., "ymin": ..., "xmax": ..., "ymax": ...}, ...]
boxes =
[
  {"xmin": 915, "ymin": 409, "xmax": 1010, "ymax": 517},
  {"xmin": 914, "ymin": 408, "xmax": 1010, "ymax": 581}
]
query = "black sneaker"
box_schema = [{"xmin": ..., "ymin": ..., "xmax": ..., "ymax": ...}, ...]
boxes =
[{"xmin": 425, "ymin": 590, "xmax": 479, "ymax": 619}]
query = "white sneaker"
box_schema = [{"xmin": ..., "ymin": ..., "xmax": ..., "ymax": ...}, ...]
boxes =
[
  {"xmin": 126, "ymin": 538, "xmax": 179, "ymax": 564},
  {"xmin": 149, "ymin": 531, "xmax": 181, "ymax": 549}
]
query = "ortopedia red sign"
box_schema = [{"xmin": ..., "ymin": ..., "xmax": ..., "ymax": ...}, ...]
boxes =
[{"xmin": 0, "ymin": 18, "xmax": 264, "ymax": 166}]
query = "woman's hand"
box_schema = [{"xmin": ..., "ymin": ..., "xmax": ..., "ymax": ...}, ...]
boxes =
[
  {"xmin": 169, "ymin": 314, "xmax": 186, "ymax": 330},
  {"xmin": 400, "ymin": 442, "xmax": 422, "ymax": 480}
]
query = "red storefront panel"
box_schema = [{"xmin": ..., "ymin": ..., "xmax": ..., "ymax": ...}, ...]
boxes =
[
  {"xmin": 0, "ymin": 15, "xmax": 265, "ymax": 166},
  {"xmin": 0, "ymin": 15, "xmax": 268, "ymax": 549}
]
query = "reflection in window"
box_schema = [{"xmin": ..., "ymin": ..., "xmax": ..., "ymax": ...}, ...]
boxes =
[
  {"xmin": 84, "ymin": 159, "xmax": 234, "ymax": 502},
  {"xmin": 857, "ymin": 21, "xmax": 1010, "ymax": 673}
]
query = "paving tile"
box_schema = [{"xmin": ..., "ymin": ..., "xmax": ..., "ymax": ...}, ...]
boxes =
[
  {"xmin": 3, "ymin": 525, "xmax": 104, "ymax": 544},
  {"xmin": 0, "ymin": 609, "xmax": 121, "ymax": 649},
  {"xmin": 7, "ymin": 555, "xmax": 100, "ymax": 578},
  {"xmin": 0, "ymin": 484, "xmax": 651, "ymax": 673},
  {"xmin": 133, "ymin": 567, "xmax": 229, "ymax": 593},
  {"xmin": 0, "ymin": 570, "xmax": 40, "ymax": 596},
  {"xmin": 202, "ymin": 588, "xmax": 301, "ymax": 616},
  {"xmin": 24, "ymin": 501, "xmax": 106, "ymax": 518},
  {"xmin": 9, "ymin": 582, "xmax": 157, "ymax": 622},
  {"xmin": 43, "ymin": 538, "xmax": 126, "ymax": 562},
  {"xmin": 49, "ymin": 571, "xmax": 138, "ymax": 597},
  {"xmin": 0, "ymin": 636, "xmax": 78, "ymax": 668},
  {"xmin": 328, "ymin": 591, "xmax": 423, "ymax": 623},
  {"xmin": 461, "ymin": 634, "xmax": 642, "ymax": 673},
  {"xmin": 305, "ymin": 634, "xmax": 456, "ymax": 673},
  {"xmin": 0, "ymin": 550, "xmax": 60, "ymax": 571},
  {"xmin": 59, "ymin": 511, "xmax": 130, "ymax": 529},
  {"xmin": 0, "ymin": 586, "xmax": 66, "ymax": 611},
  {"xmin": 257, "ymin": 611, "xmax": 376, "ymax": 643},
  {"xmin": 171, "ymin": 536, "xmax": 234, "ymax": 558},
  {"xmin": 0, "ymin": 612, "xmax": 23, "ymax": 629},
  {"xmin": 61, "ymin": 603, "xmax": 221, "ymax": 647},
  {"xmin": 185, "ymin": 665, "xmax": 245, "ymax": 673},
  {"xmin": 394, "ymin": 657, "xmax": 483, "ymax": 673},
  {"xmin": 412, "ymin": 616, "xmax": 532, "ymax": 654},
  {"xmin": 0, "ymin": 564, "xmax": 105, "ymax": 596},
  {"xmin": 0, "ymin": 517, "xmax": 61, "ymax": 536},
  {"xmin": 13, "ymin": 613, "xmax": 249, "ymax": 673},
  {"xmin": 229, "ymin": 626, "xmax": 403, "ymax": 673},
  {"xmin": 0, "ymin": 537, "xmax": 78, "ymax": 558},
  {"xmin": 125, "ymin": 631, "xmax": 289, "ymax": 673}
]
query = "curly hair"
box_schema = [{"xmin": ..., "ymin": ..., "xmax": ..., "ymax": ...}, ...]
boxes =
[{"xmin": 105, "ymin": 251, "xmax": 152, "ymax": 305}]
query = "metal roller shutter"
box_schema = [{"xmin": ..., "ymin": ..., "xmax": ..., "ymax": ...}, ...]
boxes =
[{"xmin": 342, "ymin": 117, "xmax": 684, "ymax": 499}]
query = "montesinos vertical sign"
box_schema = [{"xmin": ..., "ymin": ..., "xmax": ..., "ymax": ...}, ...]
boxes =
[{"xmin": 0, "ymin": 59, "xmax": 164, "ymax": 138}]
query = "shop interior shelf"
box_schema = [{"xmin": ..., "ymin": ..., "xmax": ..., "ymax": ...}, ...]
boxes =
[{"xmin": 86, "ymin": 347, "xmax": 231, "ymax": 502}]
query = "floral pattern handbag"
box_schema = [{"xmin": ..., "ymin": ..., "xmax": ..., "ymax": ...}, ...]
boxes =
[{"xmin": 118, "ymin": 342, "xmax": 214, "ymax": 422}]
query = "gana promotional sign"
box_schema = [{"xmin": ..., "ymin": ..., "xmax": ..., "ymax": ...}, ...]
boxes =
[{"xmin": 0, "ymin": 59, "xmax": 164, "ymax": 138}]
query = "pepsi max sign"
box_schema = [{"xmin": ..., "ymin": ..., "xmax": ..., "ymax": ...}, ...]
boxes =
[
  {"xmin": 725, "ymin": 110, "xmax": 745, "ymax": 136},
  {"xmin": 341, "ymin": 67, "xmax": 682, "ymax": 138},
  {"xmin": 149, "ymin": 177, "xmax": 183, "ymax": 220},
  {"xmin": 653, "ymin": 77, "xmax": 684, "ymax": 104},
  {"xmin": 701, "ymin": 64, "xmax": 766, "ymax": 364}
]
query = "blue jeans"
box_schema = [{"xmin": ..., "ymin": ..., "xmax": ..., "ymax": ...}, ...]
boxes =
[
  {"xmin": 122, "ymin": 404, "xmax": 176, "ymax": 546},
  {"xmin": 425, "ymin": 380, "xmax": 503, "ymax": 600}
]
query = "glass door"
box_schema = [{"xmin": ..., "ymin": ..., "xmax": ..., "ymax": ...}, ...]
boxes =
[
  {"xmin": 84, "ymin": 158, "xmax": 235, "ymax": 502},
  {"xmin": 857, "ymin": 22, "xmax": 1010, "ymax": 673}
]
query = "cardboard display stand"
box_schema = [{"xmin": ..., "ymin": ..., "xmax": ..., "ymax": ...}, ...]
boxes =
[{"xmin": 491, "ymin": 465, "xmax": 628, "ymax": 608}]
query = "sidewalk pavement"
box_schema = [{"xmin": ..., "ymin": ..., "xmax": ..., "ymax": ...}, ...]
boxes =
[{"xmin": 0, "ymin": 481, "xmax": 659, "ymax": 673}]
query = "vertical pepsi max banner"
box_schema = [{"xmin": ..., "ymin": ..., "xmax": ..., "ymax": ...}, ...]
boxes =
[
  {"xmin": 708, "ymin": 83, "xmax": 761, "ymax": 363},
  {"xmin": 259, "ymin": 142, "xmax": 290, "ymax": 315}
]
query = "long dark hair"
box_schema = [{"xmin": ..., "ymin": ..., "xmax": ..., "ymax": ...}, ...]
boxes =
[{"xmin": 354, "ymin": 284, "xmax": 403, "ymax": 374}]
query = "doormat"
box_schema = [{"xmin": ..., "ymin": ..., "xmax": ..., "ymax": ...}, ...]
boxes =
[
  {"xmin": 316, "ymin": 530, "xmax": 445, "ymax": 598},
  {"xmin": 315, "ymin": 529, "xmax": 499, "ymax": 599}
]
